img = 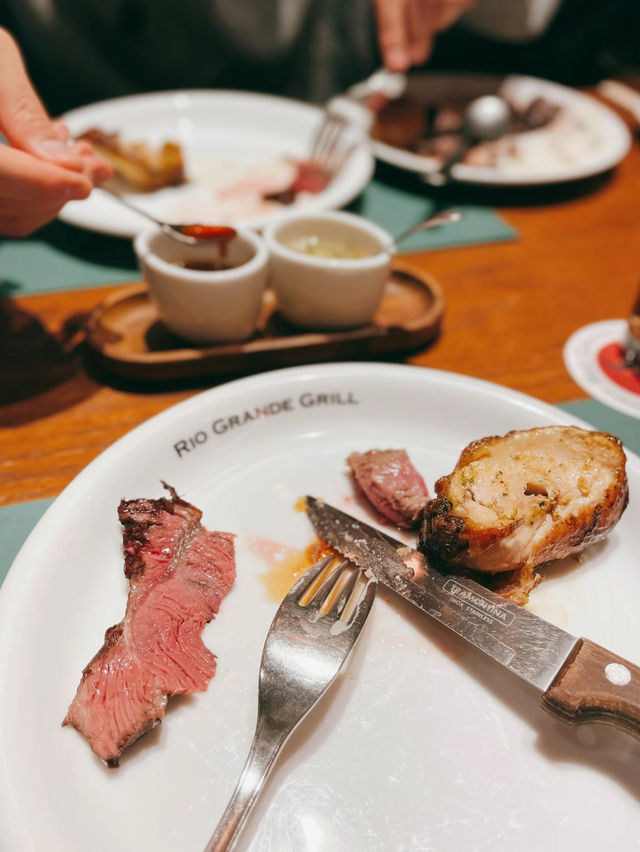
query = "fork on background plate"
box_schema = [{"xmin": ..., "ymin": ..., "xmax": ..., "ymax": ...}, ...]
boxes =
[
  {"xmin": 203, "ymin": 555, "xmax": 377, "ymax": 852},
  {"xmin": 308, "ymin": 67, "xmax": 407, "ymax": 176},
  {"xmin": 308, "ymin": 111, "xmax": 354, "ymax": 176}
]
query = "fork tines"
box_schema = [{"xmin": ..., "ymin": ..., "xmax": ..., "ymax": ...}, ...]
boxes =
[
  {"xmin": 308, "ymin": 112, "xmax": 352, "ymax": 176},
  {"xmin": 297, "ymin": 555, "xmax": 374, "ymax": 623}
]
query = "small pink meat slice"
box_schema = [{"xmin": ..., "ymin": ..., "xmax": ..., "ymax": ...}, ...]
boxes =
[
  {"xmin": 63, "ymin": 484, "xmax": 235, "ymax": 766},
  {"xmin": 347, "ymin": 449, "xmax": 430, "ymax": 529}
]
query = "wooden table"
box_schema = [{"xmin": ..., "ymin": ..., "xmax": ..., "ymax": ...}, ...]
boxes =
[{"xmin": 2, "ymin": 110, "xmax": 638, "ymax": 507}]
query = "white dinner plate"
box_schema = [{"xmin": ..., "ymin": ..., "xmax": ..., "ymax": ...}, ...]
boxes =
[
  {"xmin": 59, "ymin": 90, "xmax": 374, "ymax": 237},
  {"xmin": 372, "ymin": 73, "xmax": 632, "ymax": 185},
  {"xmin": 1, "ymin": 363, "xmax": 639, "ymax": 852}
]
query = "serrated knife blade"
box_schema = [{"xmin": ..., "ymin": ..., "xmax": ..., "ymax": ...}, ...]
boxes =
[{"xmin": 306, "ymin": 496, "xmax": 640, "ymax": 738}]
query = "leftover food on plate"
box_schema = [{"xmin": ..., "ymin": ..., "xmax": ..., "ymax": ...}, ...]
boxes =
[
  {"xmin": 341, "ymin": 426, "xmax": 628, "ymax": 605},
  {"xmin": 347, "ymin": 449, "xmax": 430, "ymax": 529},
  {"xmin": 372, "ymin": 94, "xmax": 561, "ymax": 167},
  {"xmin": 61, "ymin": 423, "xmax": 629, "ymax": 769},
  {"xmin": 63, "ymin": 484, "xmax": 235, "ymax": 767},
  {"xmin": 263, "ymin": 160, "xmax": 331, "ymax": 204},
  {"xmin": 82, "ymin": 130, "xmax": 333, "ymax": 224},
  {"xmin": 78, "ymin": 128, "xmax": 186, "ymax": 191},
  {"xmin": 256, "ymin": 536, "xmax": 336, "ymax": 602},
  {"xmin": 419, "ymin": 426, "xmax": 628, "ymax": 604},
  {"xmin": 370, "ymin": 91, "xmax": 602, "ymax": 174}
]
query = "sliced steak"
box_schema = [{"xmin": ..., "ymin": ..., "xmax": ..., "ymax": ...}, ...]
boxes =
[
  {"xmin": 419, "ymin": 426, "xmax": 628, "ymax": 604},
  {"xmin": 63, "ymin": 484, "xmax": 235, "ymax": 766},
  {"xmin": 347, "ymin": 449, "xmax": 430, "ymax": 529}
]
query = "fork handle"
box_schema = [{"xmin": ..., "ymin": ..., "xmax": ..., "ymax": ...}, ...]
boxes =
[{"xmin": 203, "ymin": 718, "xmax": 288, "ymax": 852}]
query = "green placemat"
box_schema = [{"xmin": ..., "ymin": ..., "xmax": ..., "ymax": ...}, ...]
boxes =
[
  {"xmin": 1, "ymin": 497, "xmax": 54, "ymax": 587},
  {"xmin": 350, "ymin": 179, "xmax": 516, "ymax": 253},
  {"xmin": 560, "ymin": 400, "xmax": 640, "ymax": 452},
  {"xmin": 0, "ymin": 178, "xmax": 516, "ymax": 298},
  {"xmin": 0, "ymin": 221, "xmax": 138, "ymax": 297},
  {"xmin": 1, "ymin": 399, "xmax": 636, "ymax": 590}
]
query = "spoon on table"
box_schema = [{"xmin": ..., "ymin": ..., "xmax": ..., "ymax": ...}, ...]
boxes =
[
  {"xmin": 390, "ymin": 208, "xmax": 462, "ymax": 251},
  {"xmin": 99, "ymin": 185, "xmax": 237, "ymax": 246},
  {"xmin": 423, "ymin": 95, "xmax": 511, "ymax": 187}
]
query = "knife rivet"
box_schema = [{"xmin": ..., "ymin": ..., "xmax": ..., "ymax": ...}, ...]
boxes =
[{"xmin": 605, "ymin": 663, "xmax": 631, "ymax": 686}]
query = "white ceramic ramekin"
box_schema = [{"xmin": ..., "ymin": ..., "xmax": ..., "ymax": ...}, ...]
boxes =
[
  {"xmin": 134, "ymin": 227, "xmax": 268, "ymax": 345},
  {"xmin": 264, "ymin": 211, "xmax": 392, "ymax": 330}
]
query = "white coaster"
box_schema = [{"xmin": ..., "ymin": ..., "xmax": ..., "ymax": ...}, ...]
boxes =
[{"xmin": 564, "ymin": 319, "xmax": 640, "ymax": 419}]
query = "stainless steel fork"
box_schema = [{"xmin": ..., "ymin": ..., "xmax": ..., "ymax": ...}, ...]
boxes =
[
  {"xmin": 203, "ymin": 555, "xmax": 377, "ymax": 852},
  {"xmin": 307, "ymin": 111, "xmax": 352, "ymax": 176},
  {"xmin": 307, "ymin": 67, "xmax": 407, "ymax": 176}
]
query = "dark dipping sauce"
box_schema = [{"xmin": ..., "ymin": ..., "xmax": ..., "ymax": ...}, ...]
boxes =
[
  {"xmin": 171, "ymin": 259, "xmax": 232, "ymax": 271},
  {"xmin": 173, "ymin": 224, "xmax": 238, "ymax": 268}
]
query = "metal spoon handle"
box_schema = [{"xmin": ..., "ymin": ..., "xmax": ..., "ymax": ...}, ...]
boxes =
[
  {"xmin": 392, "ymin": 209, "xmax": 462, "ymax": 249},
  {"xmin": 99, "ymin": 186, "xmax": 201, "ymax": 244},
  {"xmin": 99, "ymin": 185, "xmax": 162, "ymax": 226}
]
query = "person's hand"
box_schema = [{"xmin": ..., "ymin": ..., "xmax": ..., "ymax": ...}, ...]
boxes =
[
  {"xmin": 0, "ymin": 28, "xmax": 113, "ymax": 236},
  {"xmin": 374, "ymin": 0, "xmax": 476, "ymax": 71}
]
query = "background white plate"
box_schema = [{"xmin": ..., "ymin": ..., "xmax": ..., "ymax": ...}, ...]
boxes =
[
  {"xmin": 59, "ymin": 90, "xmax": 374, "ymax": 238},
  {"xmin": 564, "ymin": 319, "xmax": 640, "ymax": 419},
  {"xmin": 1, "ymin": 363, "xmax": 639, "ymax": 852},
  {"xmin": 372, "ymin": 73, "xmax": 632, "ymax": 185}
]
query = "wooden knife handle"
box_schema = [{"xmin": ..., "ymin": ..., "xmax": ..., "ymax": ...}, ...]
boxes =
[{"xmin": 541, "ymin": 638, "xmax": 640, "ymax": 739}]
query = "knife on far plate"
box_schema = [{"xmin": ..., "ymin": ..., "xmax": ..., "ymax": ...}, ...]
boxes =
[{"xmin": 306, "ymin": 496, "xmax": 640, "ymax": 739}]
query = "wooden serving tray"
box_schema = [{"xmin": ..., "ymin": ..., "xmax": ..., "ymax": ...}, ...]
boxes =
[{"xmin": 84, "ymin": 263, "xmax": 444, "ymax": 382}]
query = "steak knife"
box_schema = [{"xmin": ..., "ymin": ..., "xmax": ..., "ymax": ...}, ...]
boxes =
[{"xmin": 306, "ymin": 496, "xmax": 640, "ymax": 739}]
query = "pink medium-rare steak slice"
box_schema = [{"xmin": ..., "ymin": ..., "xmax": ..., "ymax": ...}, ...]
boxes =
[
  {"xmin": 63, "ymin": 484, "xmax": 235, "ymax": 766},
  {"xmin": 347, "ymin": 449, "xmax": 430, "ymax": 529}
]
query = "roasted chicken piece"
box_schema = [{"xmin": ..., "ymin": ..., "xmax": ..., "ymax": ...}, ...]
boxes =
[{"xmin": 419, "ymin": 426, "xmax": 628, "ymax": 604}]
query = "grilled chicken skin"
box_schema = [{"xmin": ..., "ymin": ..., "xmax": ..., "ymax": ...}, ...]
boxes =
[{"xmin": 419, "ymin": 427, "xmax": 628, "ymax": 603}]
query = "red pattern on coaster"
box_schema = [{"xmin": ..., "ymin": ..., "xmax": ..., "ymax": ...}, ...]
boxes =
[{"xmin": 597, "ymin": 342, "xmax": 640, "ymax": 396}]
